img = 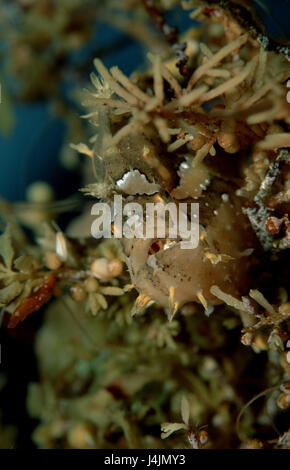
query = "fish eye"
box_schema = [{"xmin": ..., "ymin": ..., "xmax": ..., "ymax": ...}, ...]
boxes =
[{"xmin": 148, "ymin": 240, "xmax": 164, "ymax": 255}]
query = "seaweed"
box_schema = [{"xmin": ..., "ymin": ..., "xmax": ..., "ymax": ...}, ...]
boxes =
[{"xmin": 0, "ymin": 0, "xmax": 289, "ymax": 449}]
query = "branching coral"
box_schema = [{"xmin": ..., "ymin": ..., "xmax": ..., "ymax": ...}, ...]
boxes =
[{"xmin": 83, "ymin": 32, "xmax": 289, "ymax": 154}]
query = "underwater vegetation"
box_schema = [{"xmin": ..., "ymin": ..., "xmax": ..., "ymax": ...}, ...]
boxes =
[{"xmin": 0, "ymin": 0, "xmax": 289, "ymax": 449}]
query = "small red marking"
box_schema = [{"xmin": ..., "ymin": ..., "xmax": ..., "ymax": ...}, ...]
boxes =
[{"xmin": 7, "ymin": 274, "xmax": 56, "ymax": 328}]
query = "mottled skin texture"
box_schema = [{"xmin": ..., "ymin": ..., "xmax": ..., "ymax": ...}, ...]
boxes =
[
  {"xmin": 93, "ymin": 119, "xmax": 259, "ymax": 312},
  {"xmin": 124, "ymin": 192, "xmax": 258, "ymax": 310}
]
